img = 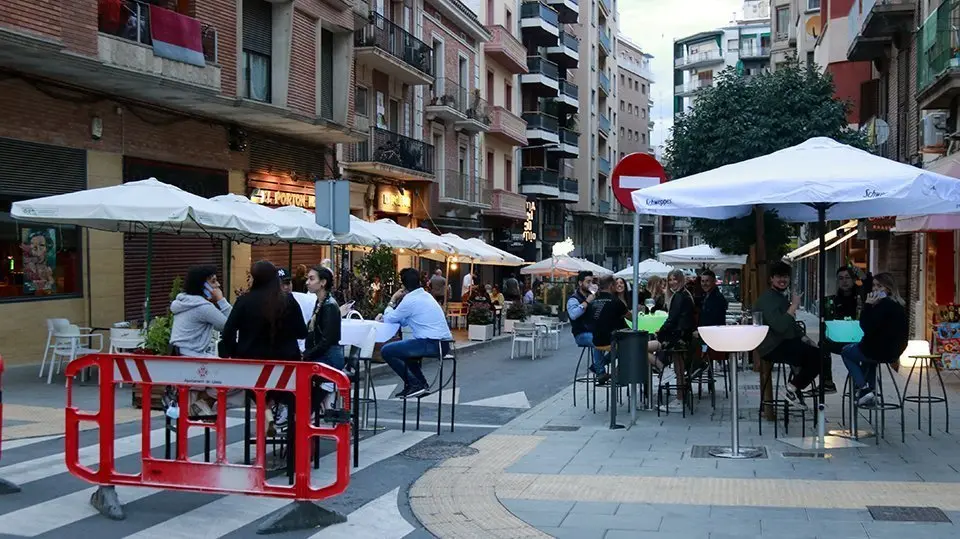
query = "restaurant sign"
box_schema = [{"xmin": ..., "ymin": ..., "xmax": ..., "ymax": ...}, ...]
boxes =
[
  {"xmin": 523, "ymin": 201, "xmax": 536, "ymax": 242},
  {"xmin": 377, "ymin": 185, "xmax": 412, "ymax": 214},
  {"xmin": 250, "ymin": 188, "xmax": 315, "ymax": 209}
]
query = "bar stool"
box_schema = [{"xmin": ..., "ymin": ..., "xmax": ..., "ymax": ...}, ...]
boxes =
[
  {"xmin": 401, "ymin": 339, "xmax": 458, "ymax": 435},
  {"xmin": 691, "ymin": 347, "xmax": 728, "ymax": 409},
  {"xmin": 758, "ymin": 361, "xmax": 807, "ymax": 438},
  {"xmin": 657, "ymin": 343, "xmax": 696, "ymax": 417},
  {"xmin": 840, "ymin": 363, "xmax": 901, "ymax": 444},
  {"xmin": 901, "ymin": 353, "xmax": 948, "ymax": 441},
  {"xmin": 573, "ymin": 344, "xmax": 597, "ymax": 411}
]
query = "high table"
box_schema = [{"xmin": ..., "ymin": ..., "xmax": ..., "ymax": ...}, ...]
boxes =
[
  {"xmin": 823, "ymin": 320, "xmax": 874, "ymax": 440},
  {"xmin": 699, "ymin": 325, "xmax": 769, "ymax": 459},
  {"xmin": 626, "ymin": 314, "xmax": 667, "ymax": 411}
]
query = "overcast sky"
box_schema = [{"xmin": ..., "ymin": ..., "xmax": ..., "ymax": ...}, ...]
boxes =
[{"xmin": 618, "ymin": 0, "xmax": 743, "ymax": 152}]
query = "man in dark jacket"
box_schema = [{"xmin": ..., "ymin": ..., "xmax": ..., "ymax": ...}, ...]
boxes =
[
  {"xmin": 698, "ymin": 269, "xmax": 727, "ymax": 327},
  {"xmin": 820, "ymin": 266, "xmax": 862, "ymax": 393}
]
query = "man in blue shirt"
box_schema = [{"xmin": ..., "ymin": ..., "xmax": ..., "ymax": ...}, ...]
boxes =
[{"xmin": 378, "ymin": 267, "xmax": 454, "ymax": 398}]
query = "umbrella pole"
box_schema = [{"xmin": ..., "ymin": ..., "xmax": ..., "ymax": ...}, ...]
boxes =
[
  {"xmin": 225, "ymin": 242, "xmax": 232, "ymax": 302},
  {"xmin": 144, "ymin": 229, "xmax": 153, "ymax": 328},
  {"xmin": 288, "ymin": 242, "xmax": 293, "ymax": 271},
  {"xmin": 817, "ymin": 205, "xmax": 828, "ymax": 438}
]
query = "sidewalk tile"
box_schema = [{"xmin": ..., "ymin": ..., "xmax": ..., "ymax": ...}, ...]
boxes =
[
  {"xmin": 803, "ymin": 508, "xmax": 873, "ymax": 522},
  {"xmin": 711, "ymin": 506, "xmax": 807, "ymax": 520},
  {"xmin": 510, "ymin": 510, "xmax": 568, "ymax": 528},
  {"xmin": 659, "ymin": 516, "xmax": 760, "ymax": 535},
  {"xmin": 569, "ymin": 501, "xmax": 620, "ymax": 515},
  {"xmin": 861, "ymin": 521, "xmax": 957, "ymax": 539},
  {"xmin": 620, "ymin": 503, "xmax": 711, "ymax": 518},
  {"xmin": 502, "ymin": 499, "xmax": 574, "ymax": 514},
  {"xmin": 562, "ymin": 513, "xmax": 662, "ymax": 532},
  {"xmin": 607, "ymin": 531, "xmax": 708, "ymax": 539},
  {"xmin": 537, "ymin": 526, "xmax": 606, "ymax": 539}
]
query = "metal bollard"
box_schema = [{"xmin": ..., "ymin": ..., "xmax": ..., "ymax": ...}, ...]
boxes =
[{"xmin": 0, "ymin": 356, "xmax": 23, "ymax": 494}]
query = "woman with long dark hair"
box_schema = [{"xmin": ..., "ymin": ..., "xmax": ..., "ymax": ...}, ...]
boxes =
[
  {"xmin": 303, "ymin": 265, "xmax": 343, "ymax": 411},
  {"xmin": 613, "ymin": 277, "xmax": 630, "ymax": 308}
]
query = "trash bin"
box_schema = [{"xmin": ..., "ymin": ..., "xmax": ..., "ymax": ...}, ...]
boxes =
[{"xmin": 612, "ymin": 329, "xmax": 649, "ymax": 386}]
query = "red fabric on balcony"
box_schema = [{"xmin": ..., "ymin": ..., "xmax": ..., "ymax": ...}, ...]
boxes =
[{"xmin": 99, "ymin": 0, "xmax": 123, "ymax": 34}]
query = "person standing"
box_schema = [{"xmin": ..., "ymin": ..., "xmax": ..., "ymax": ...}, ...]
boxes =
[
  {"xmin": 462, "ymin": 271, "xmax": 474, "ymax": 299},
  {"xmin": 378, "ymin": 268, "xmax": 454, "ymax": 398},
  {"xmin": 504, "ymin": 273, "xmax": 521, "ymax": 301},
  {"xmin": 429, "ymin": 269, "xmax": 447, "ymax": 304},
  {"xmin": 303, "ymin": 265, "xmax": 343, "ymax": 411}
]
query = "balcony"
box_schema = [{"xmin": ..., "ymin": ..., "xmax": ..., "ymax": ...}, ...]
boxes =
[
  {"xmin": 485, "ymin": 188, "xmax": 528, "ymax": 220},
  {"xmin": 519, "ymin": 167, "xmax": 560, "ymax": 198},
  {"xmin": 355, "ymin": 12, "xmax": 434, "ymax": 86},
  {"xmin": 598, "ymin": 199, "xmax": 611, "ymax": 215},
  {"xmin": 598, "ymin": 114, "xmax": 611, "ymax": 136},
  {"xmin": 739, "ymin": 45, "xmax": 771, "ymax": 60},
  {"xmin": 674, "ymin": 78, "xmax": 713, "ymax": 97},
  {"xmin": 557, "ymin": 80, "xmax": 580, "ymax": 110},
  {"xmin": 598, "ymin": 157, "xmax": 611, "ymax": 177},
  {"xmin": 599, "ymin": 29, "xmax": 612, "ymax": 57},
  {"xmin": 598, "ymin": 0, "xmax": 611, "ymax": 17},
  {"xmin": 439, "ymin": 170, "xmax": 491, "ymax": 208},
  {"xmin": 598, "ymin": 71, "xmax": 611, "ymax": 96},
  {"xmin": 549, "ymin": 128, "xmax": 580, "ymax": 158},
  {"xmin": 848, "ymin": 0, "xmax": 916, "ymax": 61},
  {"xmin": 523, "ymin": 112, "xmax": 560, "ymax": 144},
  {"xmin": 484, "ymin": 25, "xmax": 528, "ymax": 74},
  {"xmin": 559, "ymin": 177, "xmax": 579, "ymax": 203},
  {"xmin": 545, "ymin": 0, "xmax": 579, "ymax": 23},
  {"xmin": 520, "ymin": 1, "xmax": 560, "ymax": 46},
  {"xmin": 426, "ymin": 79, "xmax": 490, "ymax": 132},
  {"xmin": 521, "ymin": 55, "xmax": 560, "ymax": 97},
  {"xmin": 917, "ymin": 1, "xmax": 960, "ymax": 109},
  {"xmin": 455, "ymin": 93, "xmax": 491, "ymax": 134},
  {"xmin": 674, "ymin": 49, "xmax": 724, "ymax": 69},
  {"xmin": 487, "ymin": 106, "xmax": 529, "ymax": 146},
  {"xmin": 547, "ymin": 31, "xmax": 580, "ymax": 69},
  {"xmin": 343, "ymin": 127, "xmax": 436, "ymax": 181}
]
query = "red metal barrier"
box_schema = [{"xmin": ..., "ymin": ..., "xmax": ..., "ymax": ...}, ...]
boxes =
[{"xmin": 64, "ymin": 353, "xmax": 351, "ymax": 500}]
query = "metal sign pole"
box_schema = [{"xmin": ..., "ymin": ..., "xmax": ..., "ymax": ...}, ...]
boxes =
[{"xmin": 631, "ymin": 212, "xmax": 641, "ymax": 421}]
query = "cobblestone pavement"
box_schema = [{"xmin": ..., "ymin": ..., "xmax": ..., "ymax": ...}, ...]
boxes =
[{"xmin": 409, "ymin": 313, "xmax": 960, "ymax": 539}]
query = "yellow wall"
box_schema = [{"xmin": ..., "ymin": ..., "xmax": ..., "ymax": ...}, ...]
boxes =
[
  {"xmin": 87, "ymin": 151, "xmax": 125, "ymax": 331},
  {"xmin": 228, "ymin": 170, "xmax": 252, "ymax": 302}
]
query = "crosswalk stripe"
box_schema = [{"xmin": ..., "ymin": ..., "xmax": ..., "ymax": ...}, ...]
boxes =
[
  {"xmin": 1, "ymin": 435, "xmax": 63, "ymax": 451},
  {"xmin": 123, "ymin": 429, "xmax": 433, "ymax": 539},
  {"xmin": 308, "ymin": 487, "xmax": 413, "ymax": 539},
  {"xmin": 0, "ymin": 417, "xmax": 244, "ymax": 486},
  {"xmin": 0, "ymin": 438, "xmax": 248, "ymax": 537}
]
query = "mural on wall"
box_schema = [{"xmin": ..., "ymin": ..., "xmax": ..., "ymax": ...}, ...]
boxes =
[{"xmin": 21, "ymin": 227, "xmax": 57, "ymax": 294}]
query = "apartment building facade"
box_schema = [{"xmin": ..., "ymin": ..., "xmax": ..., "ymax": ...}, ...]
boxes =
[{"xmin": 0, "ymin": 0, "xmax": 361, "ymax": 365}]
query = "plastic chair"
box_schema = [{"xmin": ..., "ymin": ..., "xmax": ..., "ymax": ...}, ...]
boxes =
[
  {"xmin": 49, "ymin": 324, "xmax": 103, "ymax": 384},
  {"xmin": 510, "ymin": 322, "xmax": 539, "ymax": 360},
  {"xmin": 40, "ymin": 318, "xmax": 71, "ymax": 379}
]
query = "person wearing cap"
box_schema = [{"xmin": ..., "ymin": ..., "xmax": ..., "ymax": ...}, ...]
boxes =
[{"xmin": 279, "ymin": 267, "xmax": 319, "ymax": 353}]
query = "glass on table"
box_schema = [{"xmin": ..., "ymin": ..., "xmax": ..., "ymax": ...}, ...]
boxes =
[{"xmin": 751, "ymin": 311, "xmax": 763, "ymax": 326}]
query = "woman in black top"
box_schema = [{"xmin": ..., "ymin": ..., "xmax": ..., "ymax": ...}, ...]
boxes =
[
  {"xmin": 303, "ymin": 265, "xmax": 343, "ymax": 411},
  {"xmin": 647, "ymin": 269, "xmax": 696, "ymax": 410}
]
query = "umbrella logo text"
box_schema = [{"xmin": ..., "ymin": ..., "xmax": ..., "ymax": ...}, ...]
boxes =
[
  {"xmin": 864, "ymin": 189, "xmax": 885, "ymax": 199},
  {"xmin": 645, "ymin": 198, "xmax": 672, "ymax": 207}
]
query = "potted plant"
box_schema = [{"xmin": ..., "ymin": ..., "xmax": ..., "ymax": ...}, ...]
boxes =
[
  {"xmin": 503, "ymin": 301, "xmax": 528, "ymax": 333},
  {"xmin": 467, "ymin": 304, "xmax": 495, "ymax": 341}
]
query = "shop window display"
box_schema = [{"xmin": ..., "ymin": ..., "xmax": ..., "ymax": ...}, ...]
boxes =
[{"xmin": 0, "ymin": 199, "xmax": 82, "ymax": 300}]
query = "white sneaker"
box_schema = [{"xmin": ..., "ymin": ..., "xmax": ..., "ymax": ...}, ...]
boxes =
[
  {"xmin": 658, "ymin": 398, "xmax": 683, "ymax": 413},
  {"xmin": 189, "ymin": 399, "xmax": 215, "ymax": 417}
]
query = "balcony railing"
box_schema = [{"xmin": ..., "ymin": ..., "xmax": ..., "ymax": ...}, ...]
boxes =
[
  {"xmin": 558, "ymin": 31, "xmax": 579, "ymax": 53},
  {"xmin": 428, "ymin": 77, "xmax": 469, "ymax": 112},
  {"xmin": 489, "ymin": 106, "xmax": 528, "ymax": 143},
  {"xmin": 599, "ymin": 30, "xmax": 612, "ymax": 54},
  {"xmin": 598, "ymin": 157, "xmax": 611, "ymax": 176},
  {"xmin": 561, "ymin": 177, "xmax": 578, "ymax": 194},
  {"xmin": 598, "ymin": 200, "xmax": 611, "ymax": 214},
  {"xmin": 739, "ymin": 45, "xmax": 770, "ymax": 58},
  {"xmin": 440, "ymin": 170, "xmax": 490, "ymax": 205},
  {"xmin": 98, "ymin": 0, "xmax": 218, "ymax": 63},
  {"xmin": 355, "ymin": 11, "xmax": 434, "ymax": 78},
  {"xmin": 599, "ymin": 71, "xmax": 610, "ymax": 94},
  {"xmin": 522, "ymin": 111, "xmax": 559, "ymax": 133},
  {"xmin": 674, "ymin": 78, "xmax": 713, "ymax": 94},
  {"xmin": 520, "ymin": 1, "xmax": 560, "ymax": 27},
  {"xmin": 674, "ymin": 49, "xmax": 723, "ymax": 68},
  {"xmin": 520, "ymin": 167, "xmax": 560, "ymax": 187},
  {"xmin": 484, "ymin": 24, "xmax": 528, "ymax": 72},
  {"xmin": 560, "ymin": 80, "xmax": 578, "ymax": 100},
  {"xmin": 598, "ymin": 114, "xmax": 610, "ymax": 134},
  {"xmin": 559, "ymin": 127, "xmax": 579, "ymax": 146},
  {"xmin": 346, "ymin": 126, "xmax": 435, "ymax": 174},
  {"xmin": 917, "ymin": 1, "xmax": 957, "ymax": 94},
  {"xmin": 487, "ymin": 188, "xmax": 527, "ymax": 219},
  {"xmin": 527, "ymin": 55, "xmax": 560, "ymax": 80}
]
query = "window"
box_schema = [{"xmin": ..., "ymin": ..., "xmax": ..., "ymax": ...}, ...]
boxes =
[
  {"xmin": 487, "ymin": 70, "xmax": 495, "ymax": 103},
  {"xmin": 505, "ymin": 8, "xmax": 512, "ymax": 30},
  {"xmin": 641, "ymin": 83, "xmax": 646, "ymax": 94},
  {"xmin": 504, "ymin": 81, "xmax": 513, "ymax": 111},
  {"xmin": 727, "ymin": 38, "xmax": 739, "ymax": 51},
  {"xmin": 620, "ymin": 100, "xmax": 625, "ymax": 111},
  {"xmin": 641, "ymin": 133, "xmax": 646, "ymax": 144},
  {"xmin": 486, "ymin": 0, "xmax": 494, "ymax": 24},
  {"xmin": 635, "ymin": 80, "xmax": 639, "ymax": 91},
  {"xmin": 620, "ymin": 74, "xmax": 625, "ymax": 84},
  {"xmin": 620, "ymin": 127, "xmax": 625, "ymax": 137},
  {"xmin": 242, "ymin": 50, "xmax": 271, "ymax": 102},
  {"xmin": 355, "ymin": 86, "xmax": 368, "ymax": 116},
  {"xmin": 807, "ymin": 51, "xmax": 815, "ymax": 69},
  {"xmin": 504, "ymin": 158, "xmax": 512, "ymax": 191},
  {"xmin": 806, "ymin": 0, "xmax": 820, "ymax": 10},
  {"xmin": 0, "ymin": 199, "xmax": 82, "ymax": 301},
  {"xmin": 641, "ymin": 108, "xmax": 646, "ymax": 119},
  {"xmin": 775, "ymin": 7, "xmax": 790, "ymax": 38},
  {"xmin": 627, "ymin": 103, "xmax": 632, "ymax": 113}
]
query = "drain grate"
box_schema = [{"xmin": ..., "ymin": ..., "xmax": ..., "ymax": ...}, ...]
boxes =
[
  {"xmin": 782, "ymin": 451, "xmax": 830, "ymax": 459},
  {"xmin": 690, "ymin": 445, "xmax": 768, "ymax": 459},
  {"xmin": 539, "ymin": 425, "xmax": 581, "ymax": 432},
  {"xmin": 867, "ymin": 506, "xmax": 951, "ymax": 523},
  {"xmin": 401, "ymin": 441, "xmax": 479, "ymax": 461}
]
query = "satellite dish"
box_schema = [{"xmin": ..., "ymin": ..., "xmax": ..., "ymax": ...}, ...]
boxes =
[
  {"xmin": 805, "ymin": 15, "xmax": 821, "ymax": 39},
  {"xmin": 861, "ymin": 117, "xmax": 890, "ymax": 146}
]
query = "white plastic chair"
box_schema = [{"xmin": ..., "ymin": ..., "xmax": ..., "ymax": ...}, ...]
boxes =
[
  {"xmin": 40, "ymin": 318, "xmax": 71, "ymax": 379},
  {"xmin": 109, "ymin": 327, "xmax": 144, "ymax": 354},
  {"xmin": 511, "ymin": 322, "xmax": 539, "ymax": 360},
  {"xmin": 49, "ymin": 324, "xmax": 103, "ymax": 384}
]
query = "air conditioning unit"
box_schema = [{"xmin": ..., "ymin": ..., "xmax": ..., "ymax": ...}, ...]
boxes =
[{"xmin": 921, "ymin": 111, "xmax": 948, "ymax": 152}]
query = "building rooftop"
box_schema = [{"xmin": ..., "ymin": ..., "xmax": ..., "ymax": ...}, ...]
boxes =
[{"xmin": 674, "ymin": 29, "xmax": 723, "ymax": 45}]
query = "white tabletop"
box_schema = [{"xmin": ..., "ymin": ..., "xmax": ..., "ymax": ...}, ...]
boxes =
[{"xmin": 340, "ymin": 319, "xmax": 400, "ymax": 358}]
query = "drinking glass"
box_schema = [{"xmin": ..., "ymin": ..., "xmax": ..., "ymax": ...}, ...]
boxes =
[
  {"xmin": 644, "ymin": 298, "xmax": 655, "ymax": 312},
  {"xmin": 751, "ymin": 311, "xmax": 763, "ymax": 326}
]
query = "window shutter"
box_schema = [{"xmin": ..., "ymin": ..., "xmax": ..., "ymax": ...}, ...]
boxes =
[{"xmin": 243, "ymin": 0, "xmax": 273, "ymax": 56}]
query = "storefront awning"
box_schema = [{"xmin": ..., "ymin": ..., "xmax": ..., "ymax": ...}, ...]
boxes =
[
  {"xmin": 784, "ymin": 220, "xmax": 858, "ymax": 261},
  {"xmin": 795, "ymin": 229, "xmax": 859, "ymax": 261}
]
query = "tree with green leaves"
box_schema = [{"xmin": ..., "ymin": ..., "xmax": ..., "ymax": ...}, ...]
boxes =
[{"xmin": 663, "ymin": 59, "xmax": 867, "ymax": 257}]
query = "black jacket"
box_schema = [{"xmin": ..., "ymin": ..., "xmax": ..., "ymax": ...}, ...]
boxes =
[
  {"xmin": 220, "ymin": 289, "xmax": 307, "ymax": 361},
  {"xmin": 657, "ymin": 289, "xmax": 695, "ymax": 344},
  {"xmin": 699, "ymin": 287, "xmax": 728, "ymax": 327},
  {"xmin": 859, "ymin": 297, "xmax": 908, "ymax": 363},
  {"xmin": 303, "ymin": 295, "xmax": 342, "ymax": 361}
]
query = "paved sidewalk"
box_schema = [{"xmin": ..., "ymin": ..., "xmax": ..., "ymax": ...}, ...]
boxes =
[{"xmin": 410, "ymin": 326, "xmax": 960, "ymax": 539}]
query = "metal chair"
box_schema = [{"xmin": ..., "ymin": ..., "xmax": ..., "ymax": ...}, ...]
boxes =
[
  {"xmin": 840, "ymin": 362, "xmax": 902, "ymax": 444},
  {"xmin": 758, "ymin": 361, "xmax": 807, "ymax": 438},
  {"xmin": 401, "ymin": 339, "xmax": 458, "ymax": 434},
  {"xmin": 573, "ymin": 345, "xmax": 597, "ymax": 411},
  {"xmin": 901, "ymin": 352, "xmax": 949, "ymax": 441}
]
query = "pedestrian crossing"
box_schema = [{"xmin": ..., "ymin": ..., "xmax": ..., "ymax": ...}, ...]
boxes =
[{"xmin": 0, "ymin": 422, "xmax": 433, "ymax": 538}]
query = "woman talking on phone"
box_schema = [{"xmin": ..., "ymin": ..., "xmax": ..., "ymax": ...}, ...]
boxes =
[{"xmin": 840, "ymin": 272, "xmax": 908, "ymax": 407}]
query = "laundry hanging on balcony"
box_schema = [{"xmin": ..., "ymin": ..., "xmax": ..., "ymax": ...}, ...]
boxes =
[{"xmin": 149, "ymin": 5, "xmax": 205, "ymax": 67}]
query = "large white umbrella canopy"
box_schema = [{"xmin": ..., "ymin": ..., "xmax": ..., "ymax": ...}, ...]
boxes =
[
  {"xmin": 372, "ymin": 219, "xmax": 457, "ymax": 254},
  {"xmin": 630, "ymin": 137, "xmax": 960, "ymax": 221},
  {"xmin": 521, "ymin": 255, "xmax": 613, "ymax": 277},
  {"xmin": 657, "ymin": 245, "xmax": 746, "ymax": 269},
  {"xmin": 615, "ymin": 258, "xmax": 674, "ymax": 280},
  {"xmin": 334, "ymin": 215, "xmax": 388, "ymax": 248},
  {"xmin": 12, "ymin": 178, "xmax": 279, "ymax": 240},
  {"xmin": 210, "ymin": 194, "xmax": 333, "ymax": 243},
  {"xmin": 462, "ymin": 237, "xmax": 526, "ymax": 266},
  {"xmin": 436, "ymin": 233, "xmax": 493, "ymax": 262}
]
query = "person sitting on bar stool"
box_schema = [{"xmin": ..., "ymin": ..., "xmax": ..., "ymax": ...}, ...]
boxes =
[
  {"xmin": 840, "ymin": 272, "xmax": 908, "ymax": 407},
  {"xmin": 303, "ymin": 265, "xmax": 344, "ymax": 412},
  {"xmin": 647, "ymin": 269, "xmax": 696, "ymax": 411},
  {"xmin": 567, "ymin": 271, "xmax": 604, "ymax": 381},
  {"xmin": 586, "ymin": 274, "xmax": 631, "ymax": 386},
  {"xmin": 377, "ymin": 267, "xmax": 454, "ymax": 399}
]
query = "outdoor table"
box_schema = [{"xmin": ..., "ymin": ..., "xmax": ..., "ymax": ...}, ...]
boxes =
[
  {"xmin": 699, "ymin": 325, "xmax": 769, "ymax": 459},
  {"xmin": 340, "ymin": 319, "xmax": 400, "ymax": 434},
  {"xmin": 627, "ymin": 313, "xmax": 668, "ymax": 334},
  {"xmin": 823, "ymin": 320, "xmax": 873, "ymax": 440}
]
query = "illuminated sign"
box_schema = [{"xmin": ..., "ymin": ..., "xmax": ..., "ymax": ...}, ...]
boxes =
[
  {"xmin": 377, "ymin": 185, "xmax": 412, "ymax": 214},
  {"xmin": 250, "ymin": 188, "xmax": 315, "ymax": 209},
  {"xmin": 523, "ymin": 201, "xmax": 536, "ymax": 242}
]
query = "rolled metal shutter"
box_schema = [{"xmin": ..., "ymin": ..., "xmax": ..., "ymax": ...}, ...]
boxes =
[
  {"xmin": 249, "ymin": 244, "xmax": 328, "ymax": 272},
  {"xmin": 243, "ymin": 0, "xmax": 273, "ymax": 56},
  {"xmin": 0, "ymin": 137, "xmax": 86, "ymax": 197},
  {"xmin": 320, "ymin": 28, "xmax": 334, "ymax": 121},
  {"xmin": 122, "ymin": 158, "xmax": 227, "ymax": 321},
  {"xmin": 248, "ymin": 136, "xmax": 334, "ymax": 180}
]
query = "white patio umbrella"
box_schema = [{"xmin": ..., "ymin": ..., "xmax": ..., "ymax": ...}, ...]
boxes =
[
  {"xmin": 893, "ymin": 214, "xmax": 960, "ymax": 232},
  {"xmin": 463, "ymin": 237, "xmax": 526, "ymax": 266},
  {"xmin": 211, "ymin": 195, "xmax": 333, "ymax": 243},
  {"xmin": 521, "ymin": 255, "xmax": 613, "ymax": 277},
  {"xmin": 12, "ymin": 178, "xmax": 280, "ymax": 321},
  {"xmin": 657, "ymin": 244, "xmax": 747, "ymax": 269},
  {"xmin": 615, "ymin": 258, "xmax": 674, "ymax": 280},
  {"xmin": 333, "ymin": 215, "xmax": 389, "ymax": 248},
  {"xmin": 630, "ymin": 137, "xmax": 960, "ymax": 440},
  {"xmin": 373, "ymin": 219, "xmax": 457, "ymax": 254}
]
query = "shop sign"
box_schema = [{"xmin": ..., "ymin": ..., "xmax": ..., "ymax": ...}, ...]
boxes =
[
  {"xmin": 523, "ymin": 201, "xmax": 537, "ymax": 242},
  {"xmin": 865, "ymin": 215, "xmax": 895, "ymax": 239},
  {"xmin": 250, "ymin": 188, "xmax": 316, "ymax": 209},
  {"xmin": 377, "ymin": 185, "xmax": 412, "ymax": 214}
]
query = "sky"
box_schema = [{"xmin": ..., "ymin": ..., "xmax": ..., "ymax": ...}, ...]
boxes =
[{"xmin": 618, "ymin": 0, "xmax": 743, "ymax": 152}]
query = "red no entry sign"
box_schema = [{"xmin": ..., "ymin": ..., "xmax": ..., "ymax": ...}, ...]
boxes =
[{"xmin": 612, "ymin": 153, "xmax": 667, "ymax": 212}]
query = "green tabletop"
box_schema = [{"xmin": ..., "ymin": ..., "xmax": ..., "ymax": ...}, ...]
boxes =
[
  {"xmin": 824, "ymin": 320, "xmax": 863, "ymax": 343},
  {"xmin": 627, "ymin": 314, "xmax": 668, "ymax": 333}
]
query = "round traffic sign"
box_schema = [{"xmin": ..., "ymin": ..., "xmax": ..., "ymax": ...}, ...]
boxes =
[{"xmin": 611, "ymin": 153, "xmax": 667, "ymax": 212}]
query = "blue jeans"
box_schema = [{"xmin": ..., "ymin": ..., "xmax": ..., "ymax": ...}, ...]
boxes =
[
  {"xmin": 574, "ymin": 332, "xmax": 607, "ymax": 374},
  {"xmin": 318, "ymin": 345, "xmax": 345, "ymax": 370},
  {"xmin": 841, "ymin": 343, "xmax": 877, "ymax": 389},
  {"xmin": 381, "ymin": 338, "xmax": 449, "ymax": 389}
]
